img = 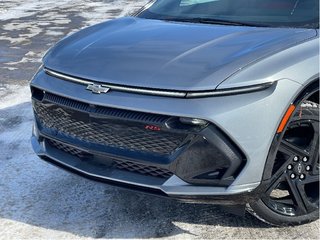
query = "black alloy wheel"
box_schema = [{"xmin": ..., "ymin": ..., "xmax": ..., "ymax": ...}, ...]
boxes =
[{"xmin": 248, "ymin": 101, "xmax": 319, "ymax": 226}]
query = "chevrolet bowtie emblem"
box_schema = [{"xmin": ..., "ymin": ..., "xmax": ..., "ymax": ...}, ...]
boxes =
[{"xmin": 86, "ymin": 84, "xmax": 110, "ymax": 94}]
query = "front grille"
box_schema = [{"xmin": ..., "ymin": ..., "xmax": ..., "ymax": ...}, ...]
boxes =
[
  {"xmin": 115, "ymin": 160, "xmax": 172, "ymax": 178},
  {"xmin": 48, "ymin": 139, "xmax": 84, "ymax": 158},
  {"xmin": 44, "ymin": 92, "xmax": 169, "ymax": 124},
  {"xmin": 47, "ymin": 139, "xmax": 173, "ymax": 178},
  {"xmin": 33, "ymin": 98, "xmax": 186, "ymax": 155}
]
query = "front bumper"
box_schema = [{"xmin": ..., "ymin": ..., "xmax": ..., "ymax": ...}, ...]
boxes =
[
  {"xmin": 31, "ymin": 133, "xmax": 259, "ymax": 204},
  {"xmin": 30, "ymin": 68, "xmax": 303, "ymax": 200},
  {"xmin": 31, "ymin": 87, "xmax": 257, "ymax": 202}
]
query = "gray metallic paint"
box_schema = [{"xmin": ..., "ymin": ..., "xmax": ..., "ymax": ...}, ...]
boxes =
[
  {"xmin": 31, "ymin": 134, "xmax": 259, "ymax": 197},
  {"xmin": 219, "ymin": 36, "xmax": 319, "ymax": 89},
  {"xmin": 31, "ymin": 71, "xmax": 302, "ymax": 192},
  {"xmin": 43, "ymin": 17, "xmax": 316, "ymax": 91},
  {"xmin": 31, "ymin": 16, "xmax": 319, "ymax": 195}
]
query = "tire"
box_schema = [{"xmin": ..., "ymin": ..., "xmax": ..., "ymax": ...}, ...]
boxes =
[{"xmin": 247, "ymin": 101, "xmax": 319, "ymax": 226}]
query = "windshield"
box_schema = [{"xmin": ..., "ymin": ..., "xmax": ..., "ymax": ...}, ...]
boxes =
[{"xmin": 138, "ymin": 0, "xmax": 319, "ymax": 28}]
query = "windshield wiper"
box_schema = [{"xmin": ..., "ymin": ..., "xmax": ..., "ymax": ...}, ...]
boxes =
[{"xmin": 163, "ymin": 17, "xmax": 267, "ymax": 27}]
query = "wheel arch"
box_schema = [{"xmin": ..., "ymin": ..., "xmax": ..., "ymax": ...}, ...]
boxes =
[{"xmin": 261, "ymin": 78, "xmax": 319, "ymax": 181}]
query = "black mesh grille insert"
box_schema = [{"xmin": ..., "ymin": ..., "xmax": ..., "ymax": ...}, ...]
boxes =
[
  {"xmin": 43, "ymin": 92, "xmax": 169, "ymax": 124},
  {"xmin": 34, "ymin": 100, "xmax": 186, "ymax": 155},
  {"xmin": 115, "ymin": 160, "xmax": 173, "ymax": 178},
  {"xmin": 47, "ymin": 139, "xmax": 173, "ymax": 178},
  {"xmin": 48, "ymin": 139, "xmax": 84, "ymax": 158},
  {"xmin": 45, "ymin": 92, "xmax": 89, "ymax": 111}
]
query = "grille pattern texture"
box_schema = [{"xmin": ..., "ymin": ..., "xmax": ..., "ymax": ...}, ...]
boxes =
[
  {"xmin": 48, "ymin": 139, "xmax": 84, "ymax": 158},
  {"xmin": 44, "ymin": 92, "xmax": 169, "ymax": 124},
  {"xmin": 35, "ymin": 101, "xmax": 185, "ymax": 155},
  {"xmin": 115, "ymin": 160, "xmax": 173, "ymax": 178},
  {"xmin": 47, "ymin": 139, "xmax": 173, "ymax": 178}
]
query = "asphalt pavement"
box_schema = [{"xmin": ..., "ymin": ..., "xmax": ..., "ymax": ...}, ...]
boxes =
[{"xmin": 0, "ymin": 1, "xmax": 319, "ymax": 239}]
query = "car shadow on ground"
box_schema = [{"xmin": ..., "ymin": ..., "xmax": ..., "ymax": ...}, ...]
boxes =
[{"xmin": 2, "ymin": 174, "xmax": 270, "ymax": 239}]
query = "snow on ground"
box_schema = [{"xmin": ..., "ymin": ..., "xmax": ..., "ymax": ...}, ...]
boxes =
[
  {"xmin": 0, "ymin": 84, "xmax": 319, "ymax": 239},
  {"xmin": 0, "ymin": 0, "xmax": 146, "ymax": 22},
  {"xmin": 0, "ymin": 0, "xmax": 148, "ymax": 84}
]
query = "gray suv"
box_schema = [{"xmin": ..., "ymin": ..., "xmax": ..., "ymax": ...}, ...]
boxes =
[{"xmin": 30, "ymin": 0, "xmax": 319, "ymax": 226}]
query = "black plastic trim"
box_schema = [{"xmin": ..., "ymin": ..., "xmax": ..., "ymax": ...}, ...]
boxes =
[
  {"xmin": 31, "ymin": 89, "xmax": 247, "ymax": 187},
  {"xmin": 38, "ymin": 154, "xmax": 260, "ymax": 205},
  {"xmin": 40, "ymin": 155, "xmax": 169, "ymax": 197},
  {"xmin": 35, "ymin": 88, "xmax": 171, "ymax": 125}
]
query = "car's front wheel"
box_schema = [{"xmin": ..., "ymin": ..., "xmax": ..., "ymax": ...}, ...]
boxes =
[{"xmin": 247, "ymin": 100, "xmax": 319, "ymax": 226}]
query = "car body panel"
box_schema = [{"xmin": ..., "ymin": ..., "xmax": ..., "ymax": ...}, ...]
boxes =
[
  {"xmin": 30, "ymin": 4, "xmax": 320, "ymax": 200},
  {"xmin": 218, "ymin": 36, "xmax": 319, "ymax": 89},
  {"xmin": 43, "ymin": 17, "xmax": 316, "ymax": 91},
  {"xmin": 31, "ymin": 135, "xmax": 260, "ymax": 200},
  {"xmin": 31, "ymin": 70, "xmax": 303, "ymax": 189}
]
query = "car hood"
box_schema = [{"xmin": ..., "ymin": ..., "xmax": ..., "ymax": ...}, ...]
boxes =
[{"xmin": 44, "ymin": 17, "xmax": 316, "ymax": 91}]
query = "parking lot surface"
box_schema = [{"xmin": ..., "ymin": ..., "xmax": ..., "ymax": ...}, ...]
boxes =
[{"xmin": 0, "ymin": 1, "xmax": 319, "ymax": 239}]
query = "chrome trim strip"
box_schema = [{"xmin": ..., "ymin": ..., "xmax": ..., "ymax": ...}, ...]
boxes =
[
  {"xmin": 186, "ymin": 82, "xmax": 275, "ymax": 98},
  {"xmin": 107, "ymin": 84, "xmax": 186, "ymax": 97},
  {"xmin": 45, "ymin": 68, "xmax": 92, "ymax": 85},
  {"xmin": 45, "ymin": 68, "xmax": 275, "ymax": 98},
  {"xmin": 44, "ymin": 68, "xmax": 187, "ymax": 98}
]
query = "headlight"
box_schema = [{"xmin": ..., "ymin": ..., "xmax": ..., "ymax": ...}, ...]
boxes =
[
  {"xmin": 43, "ymin": 67, "xmax": 276, "ymax": 99},
  {"xmin": 185, "ymin": 81, "xmax": 275, "ymax": 98},
  {"xmin": 179, "ymin": 117, "xmax": 208, "ymax": 126}
]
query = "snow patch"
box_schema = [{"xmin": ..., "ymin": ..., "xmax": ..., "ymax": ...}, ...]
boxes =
[
  {"xmin": 0, "ymin": 85, "xmax": 31, "ymax": 110},
  {"xmin": 0, "ymin": 1, "xmax": 73, "ymax": 21}
]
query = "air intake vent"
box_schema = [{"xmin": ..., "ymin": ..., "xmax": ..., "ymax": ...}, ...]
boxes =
[{"xmin": 47, "ymin": 139, "xmax": 173, "ymax": 179}]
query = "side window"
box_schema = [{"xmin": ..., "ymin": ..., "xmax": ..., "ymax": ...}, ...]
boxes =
[
  {"xmin": 150, "ymin": 0, "xmax": 181, "ymax": 14},
  {"xmin": 179, "ymin": 0, "xmax": 231, "ymax": 15}
]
